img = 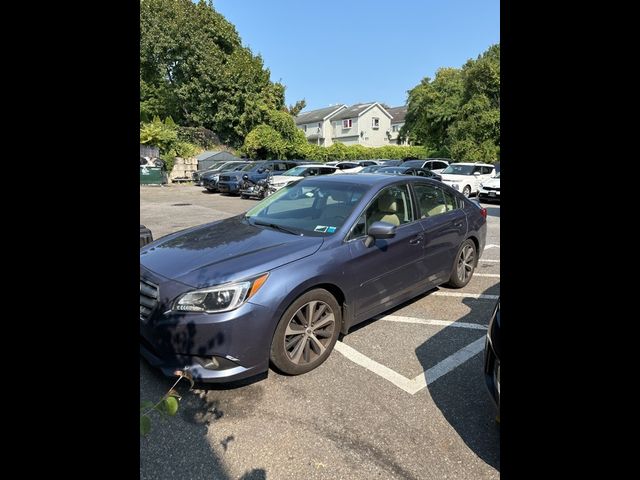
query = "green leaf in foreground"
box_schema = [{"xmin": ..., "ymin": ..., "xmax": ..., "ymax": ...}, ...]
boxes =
[
  {"xmin": 163, "ymin": 396, "xmax": 179, "ymax": 416},
  {"xmin": 140, "ymin": 415, "xmax": 151, "ymax": 436}
]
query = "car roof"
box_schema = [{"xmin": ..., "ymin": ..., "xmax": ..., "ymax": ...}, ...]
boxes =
[
  {"xmin": 450, "ymin": 162, "xmax": 494, "ymax": 167},
  {"xmin": 295, "ymin": 164, "xmax": 336, "ymax": 168},
  {"xmin": 298, "ymin": 172, "xmax": 439, "ymax": 187}
]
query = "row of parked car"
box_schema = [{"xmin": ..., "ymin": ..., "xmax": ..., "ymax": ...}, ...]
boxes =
[{"xmin": 193, "ymin": 158, "xmax": 500, "ymax": 200}]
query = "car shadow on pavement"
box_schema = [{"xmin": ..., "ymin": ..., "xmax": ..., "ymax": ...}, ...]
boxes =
[
  {"xmin": 415, "ymin": 285, "xmax": 500, "ymax": 471},
  {"xmin": 140, "ymin": 358, "xmax": 267, "ymax": 479}
]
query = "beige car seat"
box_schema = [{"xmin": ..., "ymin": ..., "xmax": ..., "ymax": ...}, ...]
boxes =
[
  {"xmin": 420, "ymin": 191, "xmax": 447, "ymax": 217},
  {"xmin": 368, "ymin": 191, "xmax": 401, "ymax": 226}
]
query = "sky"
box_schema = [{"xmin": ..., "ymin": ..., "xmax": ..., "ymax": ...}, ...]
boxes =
[{"xmin": 213, "ymin": 0, "xmax": 499, "ymax": 112}]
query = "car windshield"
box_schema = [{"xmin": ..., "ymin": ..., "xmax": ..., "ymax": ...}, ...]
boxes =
[
  {"xmin": 245, "ymin": 179, "xmax": 370, "ymax": 236},
  {"xmin": 442, "ymin": 164, "xmax": 476, "ymax": 175},
  {"xmin": 239, "ymin": 162, "xmax": 259, "ymax": 171},
  {"xmin": 402, "ymin": 160, "xmax": 424, "ymax": 168},
  {"xmin": 360, "ymin": 165, "xmax": 382, "ymax": 173},
  {"xmin": 214, "ymin": 162, "xmax": 237, "ymax": 171},
  {"xmin": 283, "ymin": 166, "xmax": 308, "ymax": 176},
  {"xmin": 377, "ymin": 167, "xmax": 406, "ymax": 174}
]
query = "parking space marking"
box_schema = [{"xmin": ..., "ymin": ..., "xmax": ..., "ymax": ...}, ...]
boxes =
[
  {"xmin": 479, "ymin": 259, "xmax": 500, "ymax": 263},
  {"xmin": 410, "ymin": 337, "xmax": 487, "ymax": 392},
  {"xmin": 334, "ymin": 341, "xmax": 418, "ymax": 393},
  {"xmin": 336, "ymin": 318, "xmax": 488, "ymax": 395},
  {"xmin": 432, "ymin": 292, "xmax": 499, "ymax": 300},
  {"xmin": 474, "ymin": 273, "xmax": 500, "ymax": 278},
  {"xmin": 376, "ymin": 314, "xmax": 488, "ymax": 331},
  {"xmin": 484, "ymin": 244, "xmax": 500, "ymax": 249}
]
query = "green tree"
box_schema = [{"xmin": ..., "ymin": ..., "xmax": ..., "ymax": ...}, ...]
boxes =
[
  {"xmin": 241, "ymin": 125, "xmax": 287, "ymax": 159},
  {"xmin": 400, "ymin": 44, "xmax": 500, "ymax": 163},
  {"xmin": 284, "ymin": 99, "xmax": 307, "ymax": 117},
  {"xmin": 140, "ymin": 0, "xmax": 284, "ymax": 147}
]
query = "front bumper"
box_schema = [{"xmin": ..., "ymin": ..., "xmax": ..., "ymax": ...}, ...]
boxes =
[
  {"xmin": 202, "ymin": 178, "xmax": 219, "ymax": 190},
  {"xmin": 140, "ymin": 270, "xmax": 276, "ymax": 383},
  {"xmin": 479, "ymin": 189, "xmax": 500, "ymax": 201},
  {"xmin": 217, "ymin": 181, "xmax": 240, "ymax": 194}
]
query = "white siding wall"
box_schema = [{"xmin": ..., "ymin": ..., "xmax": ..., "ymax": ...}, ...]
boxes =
[
  {"xmin": 332, "ymin": 136, "xmax": 360, "ymax": 146},
  {"xmin": 332, "ymin": 118, "xmax": 359, "ymax": 139},
  {"xmin": 322, "ymin": 119, "xmax": 333, "ymax": 146},
  {"xmin": 358, "ymin": 105, "xmax": 392, "ymax": 147},
  {"xmin": 389, "ymin": 122, "xmax": 408, "ymax": 145}
]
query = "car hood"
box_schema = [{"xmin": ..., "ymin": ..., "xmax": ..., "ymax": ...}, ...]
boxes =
[
  {"xmin": 441, "ymin": 174, "xmax": 473, "ymax": 182},
  {"xmin": 140, "ymin": 215, "xmax": 324, "ymax": 288},
  {"xmin": 272, "ymin": 175, "xmax": 301, "ymax": 184},
  {"xmin": 482, "ymin": 178, "xmax": 501, "ymax": 187}
]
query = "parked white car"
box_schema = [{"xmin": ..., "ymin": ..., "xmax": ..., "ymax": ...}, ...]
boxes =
[
  {"xmin": 269, "ymin": 164, "xmax": 339, "ymax": 190},
  {"xmin": 478, "ymin": 171, "xmax": 500, "ymax": 202},
  {"xmin": 440, "ymin": 162, "xmax": 496, "ymax": 197}
]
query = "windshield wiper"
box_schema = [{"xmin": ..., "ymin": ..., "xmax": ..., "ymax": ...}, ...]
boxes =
[{"xmin": 250, "ymin": 220, "xmax": 300, "ymax": 235}]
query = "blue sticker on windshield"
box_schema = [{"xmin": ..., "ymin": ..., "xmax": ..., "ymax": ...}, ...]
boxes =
[
  {"xmin": 314, "ymin": 225, "xmax": 328, "ymax": 232},
  {"xmin": 327, "ymin": 226, "xmax": 337, "ymax": 233}
]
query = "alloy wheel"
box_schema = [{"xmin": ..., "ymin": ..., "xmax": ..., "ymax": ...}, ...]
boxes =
[
  {"xmin": 456, "ymin": 243, "xmax": 475, "ymax": 283},
  {"xmin": 284, "ymin": 300, "xmax": 335, "ymax": 365}
]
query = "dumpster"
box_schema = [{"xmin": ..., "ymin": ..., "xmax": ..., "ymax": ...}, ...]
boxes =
[{"xmin": 140, "ymin": 165, "xmax": 166, "ymax": 185}]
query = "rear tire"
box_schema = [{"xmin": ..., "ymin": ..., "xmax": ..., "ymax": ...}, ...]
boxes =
[
  {"xmin": 446, "ymin": 239, "xmax": 477, "ymax": 288},
  {"xmin": 270, "ymin": 289, "xmax": 341, "ymax": 375}
]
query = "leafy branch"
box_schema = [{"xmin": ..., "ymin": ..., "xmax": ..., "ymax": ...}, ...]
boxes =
[{"xmin": 140, "ymin": 369, "xmax": 195, "ymax": 436}]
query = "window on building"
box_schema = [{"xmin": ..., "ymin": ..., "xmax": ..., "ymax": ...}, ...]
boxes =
[
  {"xmin": 342, "ymin": 119, "xmax": 352, "ymax": 129},
  {"xmin": 392, "ymin": 125, "xmax": 398, "ymax": 132},
  {"xmin": 372, "ymin": 117, "xmax": 380, "ymax": 129}
]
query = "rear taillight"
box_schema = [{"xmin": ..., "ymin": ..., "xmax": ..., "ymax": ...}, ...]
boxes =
[{"xmin": 480, "ymin": 207, "xmax": 487, "ymax": 219}]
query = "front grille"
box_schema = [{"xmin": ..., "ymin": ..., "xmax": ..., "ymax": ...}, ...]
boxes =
[
  {"xmin": 219, "ymin": 175, "xmax": 233, "ymax": 182},
  {"xmin": 483, "ymin": 186, "xmax": 500, "ymax": 191},
  {"xmin": 140, "ymin": 278, "xmax": 159, "ymax": 321}
]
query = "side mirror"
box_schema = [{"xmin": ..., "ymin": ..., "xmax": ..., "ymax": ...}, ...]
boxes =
[
  {"xmin": 242, "ymin": 174, "xmax": 249, "ymax": 181},
  {"xmin": 364, "ymin": 221, "xmax": 397, "ymax": 247}
]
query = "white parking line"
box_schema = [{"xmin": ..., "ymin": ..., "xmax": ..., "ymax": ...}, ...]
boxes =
[
  {"xmin": 336, "ymin": 336, "xmax": 487, "ymax": 395},
  {"xmin": 376, "ymin": 314, "xmax": 487, "ymax": 331},
  {"xmin": 479, "ymin": 259, "xmax": 500, "ymax": 263},
  {"xmin": 410, "ymin": 337, "xmax": 487, "ymax": 392},
  {"xmin": 484, "ymin": 244, "xmax": 500, "ymax": 249},
  {"xmin": 334, "ymin": 341, "xmax": 418, "ymax": 393},
  {"xmin": 432, "ymin": 291, "xmax": 499, "ymax": 300},
  {"xmin": 474, "ymin": 273, "xmax": 500, "ymax": 278}
]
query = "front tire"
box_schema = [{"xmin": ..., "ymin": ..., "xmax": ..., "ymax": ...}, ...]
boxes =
[
  {"xmin": 462, "ymin": 185, "xmax": 471, "ymax": 197},
  {"xmin": 270, "ymin": 289, "xmax": 341, "ymax": 375},
  {"xmin": 446, "ymin": 239, "xmax": 477, "ymax": 288}
]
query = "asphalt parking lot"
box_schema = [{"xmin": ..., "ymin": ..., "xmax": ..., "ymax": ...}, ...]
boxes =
[{"xmin": 140, "ymin": 184, "xmax": 500, "ymax": 480}]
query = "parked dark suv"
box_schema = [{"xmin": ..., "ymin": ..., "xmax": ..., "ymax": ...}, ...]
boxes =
[
  {"xmin": 201, "ymin": 162, "xmax": 251, "ymax": 192},
  {"xmin": 217, "ymin": 160, "xmax": 300, "ymax": 195}
]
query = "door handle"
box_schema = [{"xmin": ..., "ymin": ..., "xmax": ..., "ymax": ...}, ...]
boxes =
[
  {"xmin": 454, "ymin": 221, "xmax": 463, "ymax": 228},
  {"xmin": 409, "ymin": 234, "xmax": 423, "ymax": 245}
]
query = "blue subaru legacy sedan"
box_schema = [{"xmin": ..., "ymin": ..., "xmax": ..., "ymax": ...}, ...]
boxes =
[{"xmin": 140, "ymin": 174, "xmax": 487, "ymax": 382}]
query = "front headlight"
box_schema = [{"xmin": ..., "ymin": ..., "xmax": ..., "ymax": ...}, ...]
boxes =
[
  {"xmin": 451, "ymin": 183, "xmax": 459, "ymax": 190},
  {"xmin": 173, "ymin": 273, "xmax": 269, "ymax": 313}
]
